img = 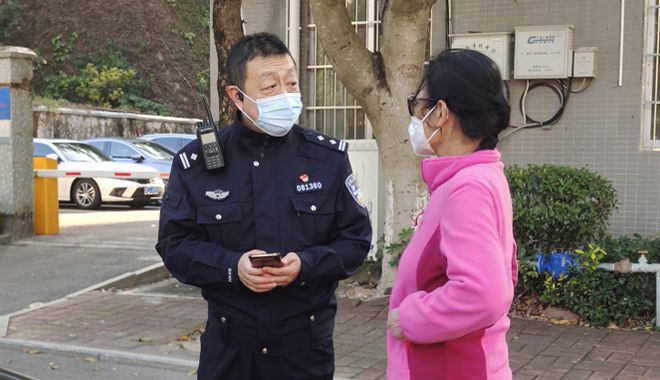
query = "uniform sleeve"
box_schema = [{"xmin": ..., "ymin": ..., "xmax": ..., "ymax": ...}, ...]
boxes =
[
  {"xmin": 397, "ymin": 182, "xmax": 515, "ymax": 344},
  {"xmin": 155, "ymin": 159, "xmax": 242, "ymax": 288},
  {"xmin": 296, "ymin": 155, "xmax": 372, "ymax": 282}
]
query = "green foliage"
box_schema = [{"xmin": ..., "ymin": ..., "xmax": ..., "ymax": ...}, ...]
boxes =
[
  {"xmin": 37, "ymin": 39, "xmax": 168, "ymax": 115},
  {"xmin": 505, "ymin": 164, "xmax": 618, "ymax": 259},
  {"xmin": 51, "ymin": 33, "xmax": 78, "ymax": 63},
  {"xmin": 0, "ymin": 0, "xmax": 21, "ymax": 41},
  {"xmin": 119, "ymin": 94, "xmax": 169, "ymax": 116},
  {"xmin": 387, "ymin": 227, "xmax": 414, "ymax": 267},
  {"xmin": 197, "ymin": 69, "xmax": 210, "ymax": 92},
  {"xmin": 527, "ymin": 244, "xmax": 656, "ymax": 327},
  {"xmin": 597, "ymin": 234, "xmax": 660, "ymax": 263},
  {"xmin": 75, "ymin": 64, "xmax": 137, "ymax": 107}
]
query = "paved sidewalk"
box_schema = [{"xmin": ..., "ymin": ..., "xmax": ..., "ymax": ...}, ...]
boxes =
[{"xmin": 3, "ymin": 284, "xmax": 659, "ymax": 379}]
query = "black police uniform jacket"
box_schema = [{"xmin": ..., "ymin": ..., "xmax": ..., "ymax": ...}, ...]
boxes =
[{"xmin": 156, "ymin": 121, "xmax": 372, "ymax": 358}]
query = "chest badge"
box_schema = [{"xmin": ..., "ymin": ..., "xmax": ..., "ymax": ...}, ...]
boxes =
[
  {"xmin": 205, "ymin": 189, "xmax": 230, "ymax": 201},
  {"xmin": 296, "ymin": 173, "xmax": 322, "ymax": 193}
]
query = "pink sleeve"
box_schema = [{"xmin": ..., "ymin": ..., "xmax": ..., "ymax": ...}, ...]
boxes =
[{"xmin": 397, "ymin": 181, "xmax": 514, "ymax": 344}]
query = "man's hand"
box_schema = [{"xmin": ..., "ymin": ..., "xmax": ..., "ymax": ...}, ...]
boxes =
[
  {"xmin": 237, "ymin": 250, "xmax": 283, "ymax": 293},
  {"xmin": 261, "ymin": 252, "xmax": 301, "ymax": 287},
  {"xmin": 387, "ymin": 308, "xmax": 407, "ymax": 341}
]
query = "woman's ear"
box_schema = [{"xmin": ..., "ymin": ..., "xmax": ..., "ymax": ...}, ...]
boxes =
[{"xmin": 433, "ymin": 100, "xmax": 450, "ymax": 128}]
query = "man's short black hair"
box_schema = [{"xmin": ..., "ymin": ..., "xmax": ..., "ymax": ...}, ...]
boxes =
[{"xmin": 226, "ymin": 32, "xmax": 294, "ymax": 88}]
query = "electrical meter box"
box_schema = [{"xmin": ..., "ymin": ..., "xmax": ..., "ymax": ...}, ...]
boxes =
[
  {"xmin": 514, "ymin": 25, "xmax": 574, "ymax": 79},
  {"xmin": 573, "ymin": 47, "xmax": 597, "ymax": 78},
  {"xmin": 451, "ymin": 32, "xmax": 513, "ymax": 80}
]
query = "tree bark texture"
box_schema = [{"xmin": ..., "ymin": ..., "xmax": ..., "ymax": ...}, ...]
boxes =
[
  {"xmin": 309, "ymin": 0, "xmax": 438, "ymax": 293},
  {"xmin": 212, "ymin": 0, "xmax": 244, "ymax": 128}
]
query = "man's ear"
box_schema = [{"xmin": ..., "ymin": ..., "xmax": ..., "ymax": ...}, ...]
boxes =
[{"xmin": 226, "ymin": 86, "xmax": 243, "ymax": 105}]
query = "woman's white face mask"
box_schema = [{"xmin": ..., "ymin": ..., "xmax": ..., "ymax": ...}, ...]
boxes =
[{"xmin": 407, "ymin": 105, "xmax": 440, "ymax": 157}]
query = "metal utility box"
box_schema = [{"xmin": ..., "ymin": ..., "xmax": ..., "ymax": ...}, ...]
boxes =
[
  {"xmin": 514, "ymin": 25, "xmax": 574, "ymax": 79},
  {"xmin": 451, "ymin": 32, "xmax": 513, "ymax": 80},
  {"xmin": 573, "ymin": 47, "xmax": 598, "ymax": 78}
]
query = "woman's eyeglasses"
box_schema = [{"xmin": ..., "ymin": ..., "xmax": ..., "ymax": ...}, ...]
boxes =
[{"xmin": 407, "ymin": 95, "xmax": 437, "ymax": 116}]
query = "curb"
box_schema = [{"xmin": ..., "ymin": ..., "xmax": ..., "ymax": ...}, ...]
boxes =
[
  {"xmin": 0, "ymin": 338, "xmax": 197, "ymax": 372},
  {"xmin": 0, "ymin": 262, "xmax": 170, "ymax": 337}
]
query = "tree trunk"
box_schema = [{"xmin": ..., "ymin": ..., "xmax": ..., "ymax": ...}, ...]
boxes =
[
  {"xmin": 309, "ymin": 0, "xmax": 437, "ymax": 294},
  {"xmin": 212, "ymin": 0, "xmax": 244, "ymax": 128}
]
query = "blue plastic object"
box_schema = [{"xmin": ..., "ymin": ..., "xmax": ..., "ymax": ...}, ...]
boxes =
[{"xmin": 535, "ymin": 252, "xmax": 578, "ymax": 280}]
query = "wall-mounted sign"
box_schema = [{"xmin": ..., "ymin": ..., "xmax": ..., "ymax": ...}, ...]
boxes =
[{"xmin": 0, "ymin": 87, "xmax": 9, "ymax": 120}]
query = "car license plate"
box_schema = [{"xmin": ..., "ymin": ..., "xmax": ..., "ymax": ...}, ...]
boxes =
[{"xmin": 144, "ymin": 185, "xmax": 159, "ymax": 195}]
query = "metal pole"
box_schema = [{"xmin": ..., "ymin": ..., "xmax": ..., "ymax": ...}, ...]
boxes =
[
  {"xmin": 656, "ymin": 273, "xmax": 660, "ymax": 328},
  {"xmin": 618, "ymin": 0, "xmax": 625, "ymax": 87}
]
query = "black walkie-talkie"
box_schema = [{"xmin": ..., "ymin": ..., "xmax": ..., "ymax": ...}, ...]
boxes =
[{"xmin": 197, "ymin": 97, "xmax": 225, "ymax": 170}]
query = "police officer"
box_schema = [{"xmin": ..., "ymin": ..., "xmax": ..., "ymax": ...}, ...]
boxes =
[{"xmin": 156, "ymin": 32, "xmax": 372, "ymax": 380}]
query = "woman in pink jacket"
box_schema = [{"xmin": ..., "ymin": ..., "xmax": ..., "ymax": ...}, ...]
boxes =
[{"xmin": 386, "ymin": 49, "xmax": 518, "ymax": 380}]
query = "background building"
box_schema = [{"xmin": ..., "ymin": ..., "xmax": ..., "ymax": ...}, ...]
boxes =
[{"xmin": 211, "ymin": 0, "xmax": 660, "ymax": 237}]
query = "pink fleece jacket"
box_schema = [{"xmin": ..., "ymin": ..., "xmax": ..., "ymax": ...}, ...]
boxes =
[{"xmin": 387, "ymin": 149, "xmax": 518, "ymax": 380}]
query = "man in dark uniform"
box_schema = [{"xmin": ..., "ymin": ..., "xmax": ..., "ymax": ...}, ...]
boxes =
[{"xmin": 156, "ymin": 32, "xmax": 372, "ymax": 380}]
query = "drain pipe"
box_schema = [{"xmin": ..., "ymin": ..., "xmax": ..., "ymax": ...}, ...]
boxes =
[{"xmin": 599, "ymin": 253, "xmax": 660, "ymax": 328}]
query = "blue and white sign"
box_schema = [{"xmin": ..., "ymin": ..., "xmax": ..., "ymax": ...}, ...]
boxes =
[
  {"xmin": 0, "ymin": 87, "xmax": 10, "ymax": 144},
  {"xmin": 0, "ymin": 87, "xmax": 9, "ymax": 120}
]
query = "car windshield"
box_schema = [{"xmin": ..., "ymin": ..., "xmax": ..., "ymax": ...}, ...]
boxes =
[
  {"xmin": 133, "ymin": 141, "xmax": 175, "ymax": 160},
  {"xmin": 54, "ymin": 142, "xmax": 111, "ymax": 162}
]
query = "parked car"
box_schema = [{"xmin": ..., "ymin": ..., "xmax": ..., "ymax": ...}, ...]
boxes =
[
  {"xmin": 84, "ymin": 137, "xmax": 174, "ymax": 183},
  {"xmin": 33, "ymin": 139, "xmax": 165, "ymax": 209},
  {"xmin": 140, "ymin": 133, "xmax": 196, "ymax": 154}
]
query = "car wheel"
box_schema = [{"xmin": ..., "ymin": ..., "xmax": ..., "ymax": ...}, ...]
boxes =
[
  {"xmin": 129, "ymin": 201, "xmax": 147, "ymax": 209},
  {"xmin": 72, "ymin": 179, "xmax": 102, "ymax": 209}
]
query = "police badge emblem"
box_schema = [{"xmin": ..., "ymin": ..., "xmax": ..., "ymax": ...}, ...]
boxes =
[
  {"xmin": 205, "ymin": 189, "xmax": 230, "ymax": 201},
  {"xmin": 345, "ymin": 173, "xmax": 366, "ymax": 208}
]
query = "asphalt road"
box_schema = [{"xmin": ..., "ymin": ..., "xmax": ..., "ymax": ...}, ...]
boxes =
[{"xmin": 0, "ymin": 204, "xmax": 163, "ymax": 315}]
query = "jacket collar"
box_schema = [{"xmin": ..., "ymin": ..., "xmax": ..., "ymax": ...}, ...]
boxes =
[
  {"xmin": 421, "ymin": 149, "xmax": 502, "ymax": 192},
  {"xmin": 229, "ymin": 119, "xmax": 290, "ymax": 156}
]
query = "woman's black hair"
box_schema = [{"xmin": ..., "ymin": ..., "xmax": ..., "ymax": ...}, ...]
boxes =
[{"xmin": 419, "ymin": 49, "xmax": 510, "ymax": 150}]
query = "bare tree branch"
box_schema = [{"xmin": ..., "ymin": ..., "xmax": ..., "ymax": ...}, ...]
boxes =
[
  {"xmin": 308, "ymin": 0, "xmax": 386, "ymax": 109},
  {"xmin": 213, "ymin": 0, "xmax": 244, "ymax": 128}
]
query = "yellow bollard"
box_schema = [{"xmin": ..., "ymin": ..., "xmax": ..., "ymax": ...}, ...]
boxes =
[{"xmin": 33, "ymin": 157, "xmax": 59, "ymax": 235}]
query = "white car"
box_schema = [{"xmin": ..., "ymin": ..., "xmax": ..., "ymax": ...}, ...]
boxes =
[{"xmin": 33, "ymin": 139, "xmax": 165, "ymax": 209}]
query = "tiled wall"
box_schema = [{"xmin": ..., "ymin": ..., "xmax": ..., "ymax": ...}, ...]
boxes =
[{"xmin": 452, "ymin": 0, "xmax": 660, "ymax": 236}]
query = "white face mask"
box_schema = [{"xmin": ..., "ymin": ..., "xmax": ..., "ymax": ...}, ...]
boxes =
[
  {"xmin": 408, "ymin": 105, "xmax": 440, "ymax": 157},
  {"xmin": 236, "ymin": 89, "xmax": 303, "ymax": 137}
]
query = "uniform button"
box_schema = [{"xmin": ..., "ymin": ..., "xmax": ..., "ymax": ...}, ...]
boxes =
[
  {"xmin": 253, "ymin": 161, "xmax": 260, "ymax": 167},
  {"xmin": 261, "ymin": 347, "xmax": 268, "ymax": 355},
  {"xmin": 221, "ymin": 316, "xmax": 226, "ymax": 323},
  {"xmin": 215, "ymin": 214, "xmax": 222, "ymax": 221},
  {"xmin": 300, "ymin": 281, "xmax": 306, "ymax": 287},
  {"xmin": 310, "ymin": 205, "xmax": 317, "ymax": 212},
  {"xmin": 310, "ymin": 314, "xmax": 315, "ymax": 322}
]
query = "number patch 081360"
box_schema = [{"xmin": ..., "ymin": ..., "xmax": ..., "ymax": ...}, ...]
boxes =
[{"xmin": 295, "ymin": 181, "xmax": 323, "ymax": 193}]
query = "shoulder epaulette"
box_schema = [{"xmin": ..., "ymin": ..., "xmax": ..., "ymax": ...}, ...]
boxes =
[
  {"xmin": 177, "ymin": 142, "xmax": 203, "ymax": 171},
  {"xmin": 301, "ymin": 129, "xmax": 349, "ymax": 153}
]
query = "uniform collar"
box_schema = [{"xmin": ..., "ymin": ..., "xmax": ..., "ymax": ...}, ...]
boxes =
[{"xmin": 230, "ymin": 120, "xmax": 290, "ymax": 156}]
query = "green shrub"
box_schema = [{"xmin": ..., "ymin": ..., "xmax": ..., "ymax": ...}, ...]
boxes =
[
  {"xmin": 0, "ymin": 0, "xmax": 20, "ymax": 41},
  {"xmin": 37, "ymin": 39, "xmax": 168, "ymax": 115},
  {"xmin": 537, "ymin": 245, "xmax": 655, "ymax": 327},
  {"xmin": 505, "ymin": 164, "xmax": 618, "ymax": 259}
]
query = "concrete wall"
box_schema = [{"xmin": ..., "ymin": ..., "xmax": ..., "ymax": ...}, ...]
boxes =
[
  {"xmin": 346, "ymin": 139, "xmax": 384, "ymax": 258},
  {"xmin": 33, "ymin": 106, "xmax": 200, "ymax": 139},
  {"xmin": 453, "ymin": 0, "xmax": 660, "ymax": 237}
]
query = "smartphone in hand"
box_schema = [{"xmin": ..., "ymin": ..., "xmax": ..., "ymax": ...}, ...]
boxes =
[{"xmin": 249, "ymin": 252, "xmax": 284, "ymax": 268}]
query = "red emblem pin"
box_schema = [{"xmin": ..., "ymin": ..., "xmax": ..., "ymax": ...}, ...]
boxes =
[{"xmin": 299, "ymin": 174, "xmax": 309, "ymax": 183}]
